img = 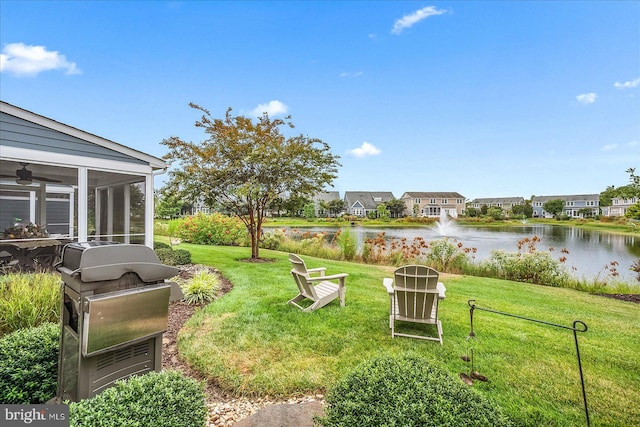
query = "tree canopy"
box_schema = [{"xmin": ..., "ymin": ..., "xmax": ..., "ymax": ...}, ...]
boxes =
[
  {"xmin": 161, "ymin": 104, "xmax": 341, "ymax": 258},
  {"xmin": 542, "ymin": 199, "xmax": 565, "ymax": 218}
]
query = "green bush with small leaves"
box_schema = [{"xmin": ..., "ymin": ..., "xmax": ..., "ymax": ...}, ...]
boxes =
[
  {"xmin": 0, "ymin": 322, "xmax": 59, "ymax": 404},
  {"xmin": 317, "ymin": 354, "xmax": 512, "ymax": 427},
  {"xmin": 155, "ymin": 247, "xmax": 176, "ymax": 265},
  {"xmin": 153, "ymin": 241, "xmax": 171, "ymax": 250},
  {"xmin": 69, "ymin": 370, "xmax": 207, "ymax": 427},
  {"xmin": 172, "ymin": 249, "xmax": 192, "ymax": 265},
  {"xmin": 155, "ymin": 247, "xmax": 191, "ymax": 266}
]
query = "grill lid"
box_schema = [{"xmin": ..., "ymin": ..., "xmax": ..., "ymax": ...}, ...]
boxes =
[{"xmin": 60, "ymin": 242, "xmax": 178, "ymax": 283}]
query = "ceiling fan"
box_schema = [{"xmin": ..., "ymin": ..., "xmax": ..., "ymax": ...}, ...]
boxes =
[{"xmin": 0, "ymin": 163, "xmax": 62, "ymax": 185}]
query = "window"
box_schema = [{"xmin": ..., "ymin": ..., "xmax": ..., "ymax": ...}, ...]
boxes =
[
  {"xmin": 457, "ymin": 199, "xmax": 463, "ymax": 204},
  {"xmin": 441, "ymin": 199, "xmax": 448, "ymax": 204},
  {"xmin": 429, "ymin": 198, "xmax": 436, "ymax": 204},
  {"xmin": 414, "ymin": 198, "xmax": 421, "ymax": 204},
  {"xmin": 566, "ymin": 201, "xmax": 574, "ymax": 207}
]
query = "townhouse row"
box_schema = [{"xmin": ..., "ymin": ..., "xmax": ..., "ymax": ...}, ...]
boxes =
[{"xmin": 313, "ymin": 191, "xmax": 637, "ymax": 219}]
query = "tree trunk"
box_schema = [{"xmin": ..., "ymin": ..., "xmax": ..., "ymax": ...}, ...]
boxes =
[{"xmin": 250, "ymin": 227, "xmax": 259, "ymax": 258}]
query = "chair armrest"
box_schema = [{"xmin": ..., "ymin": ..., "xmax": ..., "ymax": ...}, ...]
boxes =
[
  {"xmin": 307, "ymin": 273, "xmax": 348, "ymax": 282},
  {"xmin": 307, "ymin": 267, "xmax": 327, "ymax": 276},
  {"xmin": 437, "ymin": 282, "xmax": 446, "ymax": 299},
  {"xmin": 383, "ymin": 278, "xmax": 394, "ymax": 294}
]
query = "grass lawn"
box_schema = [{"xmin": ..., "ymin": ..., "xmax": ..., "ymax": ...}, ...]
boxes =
[{"xmin": 176, "ymin": 244, "xmax": 639, "ymax": 427}]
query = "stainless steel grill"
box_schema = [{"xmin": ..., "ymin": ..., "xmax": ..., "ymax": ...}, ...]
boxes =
[{"xmin": 56, "ymin": 241, "xmax": 179, "ymax": 402}]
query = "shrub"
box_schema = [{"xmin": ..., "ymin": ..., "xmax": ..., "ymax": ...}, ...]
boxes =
[
  {"xmin": 155, "ymin": 247, "xmax": 176, "ymax": 266},
  {"xmin": 153, "ymin": 241, "xmax": 171, "ymax": 250},
  {"xmin": 174, "ymin": 213, "xmax": 246, "ymax": 246},
  {"xmin": 631, "ymin": 259, "xmax": 640, "ymax": 282},
  {"xmin": 154, "ymin": 221, "xmax": 170, "ymax": 236},
  {"xmin": 317, "ymin": 354, "xmax": 512, "ymax": 427},
  {"xmin": 0, "ymin": 322, "xmax": 59, "ymax": 404},
  {"xmin": 482, "ymin": 250, "xmax": 570, "ymax": 286},
  {"xmin": 69, "ymin": 370, "xmax": 207, "ymax": 427},
  {"xmin": 335, "ymin": 228, "xmax": 357, "ymax": 261},
  {"xmin": 0, "ymin": 272, "xmax": 60, "ymax": 335},
  {"xmin": 425, "ymin": 238, "xmax": 468, "ymax": 273},
  {"xmin": 260, "ymin": 229, "xmax": 285, "ymax": 250},
  {"xmin": 172, "ymin": 249, "xmax": 192, "ymax": 265},
  {"xmin": 179, "ymin": 269, "xmax": 220, "ymax": 305}
]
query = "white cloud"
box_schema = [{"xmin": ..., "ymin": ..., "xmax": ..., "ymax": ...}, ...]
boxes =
[
  {"xmin": 627, "ymin": 140, "xmax": 639, "ymax": 147},
  {"xmin": 391, "ymin": 6, "xmax": 447, "ymax": 35},
  {"xmin": 250, "ymin": 100, "xmax": 288, "ymax": 117},
  {"xmin": 339, "ymin": 71, "xmax": 363, "ymax": 78},
  {"xmin": 0, "ymin": 43, "xmax": 80, "ymax": 76},
  {"xmin": 614, "ymin": 78, "xmax": 640, "ymax": 89},
  {"xmin": 576, "ymin": 93, "xmax": 597, "ymax": 105},
  {"xmin": 349, "ymin": 142, "xmax": 381, "ymax": 158},
  {"xmin": 602, "ymin": 143, "xmax": 618, "ymax": 151}
]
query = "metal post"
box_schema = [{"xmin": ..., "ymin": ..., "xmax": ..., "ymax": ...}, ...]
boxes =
[{"xmin": 467, "ymin": 300, "xmax": 590, "ymax": 427}]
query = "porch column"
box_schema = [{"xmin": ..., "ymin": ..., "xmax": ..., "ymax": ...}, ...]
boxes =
[
  {"xmin": 29, "ymin": 191, "xmax": 36, "ymax": 224},
  {"xmin": 38, "ymin": 182, "xmax": 47, "ymax": 228},
  {"xmin": 124, "ymin": 184, "xmax": 131, "ymax": 244},
  {"xmin": 78, "ymin": 167, "xmax": 88, "ymax": 242},
  {"xmin": 145, "ymin": 174, "xmax": 153, "ymax": 248},
  {"xmin": 68, "ymin": 191, "xmax": 75, "ymax": 238},
  {"xmin": 95, "ymin": 188, "xmax": 101, "ymax": 240},
  {"xmin": 107, "ymin": 187, "xmax": 114, "ymax": 239}
]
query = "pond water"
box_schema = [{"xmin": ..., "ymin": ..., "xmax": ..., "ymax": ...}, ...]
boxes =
[{"xmin": 265, "ymin": 223, "xmax": 640, "ymax": 284}]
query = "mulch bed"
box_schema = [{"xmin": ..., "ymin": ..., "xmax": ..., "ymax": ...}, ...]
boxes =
[
  {"xmin": 162, "ymin": 264, "xmax": 235, "ymax": 399},
  {"xmin": 596, "ymin": 293, "xmax": 640, "ymax": 304}
]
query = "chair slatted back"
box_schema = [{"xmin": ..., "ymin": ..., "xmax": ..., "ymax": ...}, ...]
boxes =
[
  {"xmin": 290, "ymin": 270, "xmax": 317, "ymax": 300},
  {"xmin": 289, "ymin": 253, "xmax": 308, "ymax": 275},
  {"xmin": 394, "ymin": 265, "xmax": 439, "ymax": 321}
]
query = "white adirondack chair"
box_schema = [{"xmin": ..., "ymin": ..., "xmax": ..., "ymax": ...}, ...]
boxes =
[
  {"xmin": 383, "ymin": 265, "xmax": 446, "ymax": 344},
  {"xmin": 288, "ymin": 253, "xmax": 347, "ymax": 312}
]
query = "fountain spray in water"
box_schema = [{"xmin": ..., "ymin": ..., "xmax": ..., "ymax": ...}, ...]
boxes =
[{"xmin": 435, "ymin": 209, "xmax": 457, "ymax": 236}]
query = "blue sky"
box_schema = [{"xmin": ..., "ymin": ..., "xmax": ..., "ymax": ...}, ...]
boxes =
[{"xmin": 1, "ymin": 1, "xmax": 639, "ymax": 200}]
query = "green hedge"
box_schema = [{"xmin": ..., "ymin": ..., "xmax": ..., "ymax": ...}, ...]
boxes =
[
  {"xmin": 317, "ymin": 354, "xmax": 512, "ymax": 427},
  {"xmin": 69, "ymin": 370, "xmax": 207, "ymax": 427},
  {"xmin": 155, "ymin": 248, "xmax": 191, "ymax": 266},
  {"xmin": 0, "ymin": 322, "xmax": 59, "ymax": 404}
]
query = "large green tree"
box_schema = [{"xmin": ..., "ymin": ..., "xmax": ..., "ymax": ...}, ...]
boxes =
[
  {"xmin": 543, "ymin": 199, "xmax": 565, "ymax": 218},
  {"xmin": 327, "ymin": 199, "xmax": 346, "ymax": 217},
  {"xmin": 385, "ymin": 198, "xmax": 407, "ymax": 218},
  {"xmin": 512, "ymin": 202, "xmax": 533, "ymax": 218},
  {"xmin": 600, "ymin": 167, "xmax": 640, "ymax": 207},
  {"xmin": 161, "ymin": 104, "xmax": 341, "ymax": 258}
]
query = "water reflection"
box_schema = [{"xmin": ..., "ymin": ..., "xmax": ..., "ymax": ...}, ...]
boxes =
[{"xmin": 266, "ymin": 224, "xmax": 640, "ymax": 283}]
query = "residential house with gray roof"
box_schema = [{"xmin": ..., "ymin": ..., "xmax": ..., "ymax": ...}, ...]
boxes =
[
  {"xmin": 469, "ymin": 197, "xmax": 525, "ymax": 211},
  {"xmin": 344, "ymin": 191, "xmax": 395, "ymax": 218},
  {"xmin": 531, "ymin": 194, "xmax": 599, "ymax": 218},
  {"xmin": 400, "ymin": 192, "xmax": 466, "ymax": 218},
  {"xmin": 313, "ymin": 191, "xmax": 341, "ymax": 217}
]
